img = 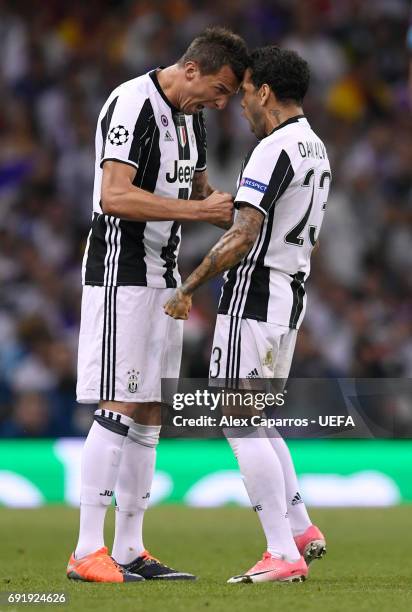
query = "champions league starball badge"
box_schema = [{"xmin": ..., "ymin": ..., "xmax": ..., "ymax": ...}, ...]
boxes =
[{"xmin": 108, "ymin": 125, "xmax": 129, "ymax": 146}]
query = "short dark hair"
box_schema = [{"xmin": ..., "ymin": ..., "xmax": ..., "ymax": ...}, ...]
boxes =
[
  {"xmin": 249, "ymin": 46, "xmax": 310, "ymax": 105},
  {"xmin": 179, "ymin": 27, "xmax": 249, "ymax": 82}
]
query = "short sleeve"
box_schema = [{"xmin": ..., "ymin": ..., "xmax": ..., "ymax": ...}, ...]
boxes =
[
  {"xmin": 193, "ymin": 111, "xmax": 207, "ymax": 171},
  {"xmin": 100, "ymin": 90, "xmax": 154, "ymax": 170},
  {"xmin": 235, "ymin": 147, "xmax": 294, "ymax": 215}
]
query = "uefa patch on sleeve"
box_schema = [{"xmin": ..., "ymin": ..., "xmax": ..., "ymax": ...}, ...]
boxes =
[{"xmin": 240, "ymin": 177, "xmax": 268, "ymax": 193}]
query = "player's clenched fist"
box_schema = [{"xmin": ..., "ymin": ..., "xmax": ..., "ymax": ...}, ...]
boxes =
[
  {"xmin": 164, "ymin": 289, "xmax": 192, "ymax": 320},
  {"xmin": 202, "ymin": 190, "xmax": 234, "ymax": 225}
]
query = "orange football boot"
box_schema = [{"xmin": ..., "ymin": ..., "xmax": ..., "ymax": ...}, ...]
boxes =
[{"xmin": 67, "ymin": 547, "xmax": 143, "ymax": 582}]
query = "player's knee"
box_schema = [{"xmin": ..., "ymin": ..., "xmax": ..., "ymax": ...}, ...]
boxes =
[
  {"xmin": 134, "ymin": 403, "xmax": 162, "ymax": 426},
  {"xmin": 99, "ymin": 400, "xmax": 137, "ymax": 419},
  {"xmin": 128, "ymin": 421, "xmax": 161, "ymax": 448},
  {"xmin": 223, "ymin": 426, "xmax": 259, "ymax": 459}
]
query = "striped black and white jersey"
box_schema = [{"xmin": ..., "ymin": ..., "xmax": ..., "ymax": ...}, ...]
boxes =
[
  {"xmin": 218, "ymin": 115, "xmax": 331, "ymax": 329},
  {"xmin": 82, "ymin": 69, "xmax": 207, "ymax": 288}
]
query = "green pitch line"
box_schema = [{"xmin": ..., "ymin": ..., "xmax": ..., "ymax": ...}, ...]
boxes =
[{"xmin": 1, "ymin": 506, "xmax": 412, "ymax": 612}]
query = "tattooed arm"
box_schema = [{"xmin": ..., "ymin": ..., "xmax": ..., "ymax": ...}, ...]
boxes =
[
  {"xmin": 191, "ymin": 170, "xmax": 233, "ymax": 230},
  {"xmin": 191, "ymin": 170, "xmax": 214, "ymax": 200},
  {"xmin": 164, "ymin": 204, "xmax": 264, "ymax": 320}
]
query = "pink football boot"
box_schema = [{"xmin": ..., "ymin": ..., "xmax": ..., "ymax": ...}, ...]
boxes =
[
  {"xmin": 294, "ymin": 525, "xmax": 326, "ymax": 565},
  {"xmin": 227, "ymin": 552, "xmax": 308, "ymax": 584}
]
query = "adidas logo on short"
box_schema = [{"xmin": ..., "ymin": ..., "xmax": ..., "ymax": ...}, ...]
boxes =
[
  {"xmin": 246, "ymin": 368, "xmax": 259, "ymax": 378},
  {"xmin": 164, "ymin": 130, "xmax": 174, "ymax": 142},
  {"xmin": 291, "ymin": 492, "xmax": 303, "ymax": 506}
]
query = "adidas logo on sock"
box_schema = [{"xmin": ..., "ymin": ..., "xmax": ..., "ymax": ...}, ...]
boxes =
[
  {"xmin": 246, "ymin": 368, "xmax": 259, "ymax": 378},
  {"xmin": 291, "ymin": 492, "xmax": 303, "ymax": 506},
  {"xmin": 164, "ymin": 130, "xmax": 174, "ymax": 142}
]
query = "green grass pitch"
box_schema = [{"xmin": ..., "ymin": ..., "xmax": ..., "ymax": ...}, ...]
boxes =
[{"xmin": 1, "ymin": 506, "xmax": 412, "ymax": 612}]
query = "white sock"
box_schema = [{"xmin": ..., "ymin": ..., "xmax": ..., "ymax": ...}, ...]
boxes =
[
  {"xmin": 112, "ymin": 422, "xmax": 160, "ymax": 565},
  {"xmin": 226, "ymin": 428, "xmax": 300, "ymax": 561},
  {"xmin": 266, "ymin": 432, "xmax": 311, "ymax": 536},
  {"xmin": 75, "ymin": 409, "xmax": 133, "ymax": 559}
]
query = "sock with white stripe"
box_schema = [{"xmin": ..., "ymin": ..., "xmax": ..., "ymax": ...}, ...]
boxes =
[
  {"xmin": 225, "ymin": 428, "xmax": 300, "ymax": 561},
  {"xmin": 266, "ymin": 433, "xmax": 311, "ymax": 536},
  {"xmin": 112, "ymin": 422, "xmax": 161, "ymax": 565},
  {"xmin": 75, "ymin": 409, "xmax": 133, "ymax": 559}
]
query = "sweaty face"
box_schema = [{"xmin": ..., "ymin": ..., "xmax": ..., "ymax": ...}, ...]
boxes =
[
  {"xmin": 180, "ymin": 64, "xmax": 240, "ymax": 114},
  {"xmin": 240, "ymin": 69, "xmax": 266, "ymax": 140}
]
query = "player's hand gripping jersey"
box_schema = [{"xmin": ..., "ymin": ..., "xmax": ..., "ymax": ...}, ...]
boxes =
[
  {"xmin": 218, "ymin": 115, "xmax": 331, "ymax": 329},
  {"xmin": 82, "ymin": 70, "xmax": 206, "ymax": 289}
]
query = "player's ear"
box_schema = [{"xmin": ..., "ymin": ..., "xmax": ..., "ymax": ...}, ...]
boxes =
[
  {"xmin": 184, "ymin": 61, "xmax": 199, "ymax": 81},
  {"xmin": 259, "ymin": 84, "xmax": 271, "ymax": 106}
]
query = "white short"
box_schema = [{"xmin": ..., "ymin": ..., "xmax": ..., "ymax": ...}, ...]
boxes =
[
  {"xmin": 77, "ymin": 286, "xmax": 183, "ymax": 403},
  {"xmin": 209, "ymin": 314, "xmax": 297, "ymax": 385}
]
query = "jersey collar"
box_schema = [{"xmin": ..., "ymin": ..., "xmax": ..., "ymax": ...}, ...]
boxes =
[
  {"xmin": 149, "ymin": 68, "xmax": 180, "ymax": 113},
  {"xmin": 269, "ymin": 114, "xmax": 306, "ymax": 135}
]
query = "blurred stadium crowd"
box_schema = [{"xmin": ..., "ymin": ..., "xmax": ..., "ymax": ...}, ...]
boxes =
[{"xmin": 1, "ymin": 0, "xmax": 412, "ymax": 437}]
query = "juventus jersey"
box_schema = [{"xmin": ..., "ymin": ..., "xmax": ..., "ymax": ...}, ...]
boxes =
[
  {"xmin": 82, "ymin": 69, "xmax": 206, "ymax": 288},
  {"xmin": 218, "ymin": 115, "xmax": 331, "ymax": 329}
]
